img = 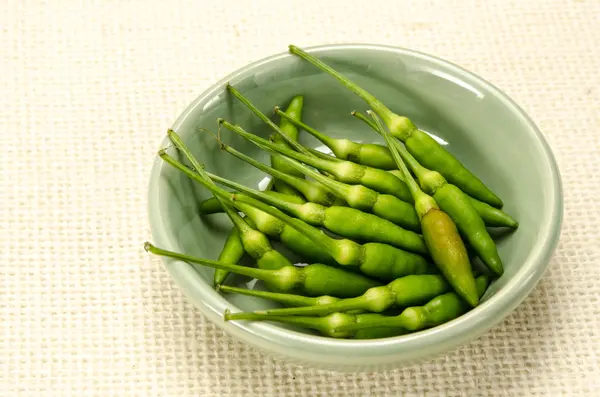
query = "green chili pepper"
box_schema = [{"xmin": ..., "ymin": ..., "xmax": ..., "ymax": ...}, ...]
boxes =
[
  {"xmin": 225, "ymin": 274, "xmax": 449, "ymax": 318},
  {"xmin": 354, "ymin": 111, "xmax": 518, "ymax": 230},
  {"xmin": 204, "ymin": 149, "xmax": 427, "ymax": 254},
  {"xmin": 219, "ymin": 120, "xmax": 420, "ymax": 232},
  {"xmin": 275, "ymin": 107, "xmax": 396, "ymax": 170},
  {"xmin": 199, "ymin": 195, "xmax": 232, "ymax": 215},
  {"xmin": 232, "ymin": 193, "xmax": 431, "ymax": 282},
  {"xmin": 145, "ymin": 243, "xmax": 380, "ymax": 298},
  {"xmin": 218, "ymin": 284, "xmax": 341, "ymax": 308},
  {"xmin": 226, "ymin": 310, "xmax": 356, "ymax": 338},
  {"xmin": 223, "ymin": 88, "xmax": 412, "ymax": 202},
  {"xmin": 288, "ymin": 45, "xmax": 503, "ymax": 208},
  {"xmin": 335, "ymin": 275, "xmax": 490, "ymax": 334},
  {"xmin": 165, "ymin": 131, "xmax": 292, "ymax": 284},
  {"xmin": 226, "ymin": 309, "xmax": 409, "ymax": 339},
  {"xmin": 218, "ymin": 285, "xmax": 366, "ymax": 316},
  {"xmin": 270, "ymin": 95, "xmax": 306, "ymax": 196},
  {"xmin": 432, "ymin": 186, "xmax": 504, "ymax": 275},
  {"xmin": 213, "ymin": 226, "xmax": 245, "ymax": 287},
  {"xmin": 371, "ymin": 113, "xmax": 479, "ymax": 307},
  {"xmin": 217, "ymin": 136, "xmax": 340, "ymax": 206},
  {"xmin": 466, "ymin": 198, "xmax": 519, "ymax": 229},
  {"xmin": 199, "ymin": 190, "xmax": 306, "ymax": 215},
  {"xmin": 351, "ymin": 314, "xmax": 409, "ymax": 339}
]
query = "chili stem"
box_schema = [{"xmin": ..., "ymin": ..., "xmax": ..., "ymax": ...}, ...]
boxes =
[
  {"xmin": 226, "ymin": 84, "xmax": 311, "ymax": 156},
  {"xmin": 289, "ymin": 45, "xmax": 393, "ymax": 125},
  {"xmin": 144, "ymin": 242, "xmax": 272, "ymax": 281}
]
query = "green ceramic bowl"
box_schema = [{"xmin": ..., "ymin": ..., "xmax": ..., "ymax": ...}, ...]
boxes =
[{"xmin": 148, "ymin": 44, "xmax": 562, "ymax": 371}]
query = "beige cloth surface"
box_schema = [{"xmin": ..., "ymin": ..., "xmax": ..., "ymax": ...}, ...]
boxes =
[{"xmin": 1, "ymin": 0, "xmax": 599, "ymax": 395}]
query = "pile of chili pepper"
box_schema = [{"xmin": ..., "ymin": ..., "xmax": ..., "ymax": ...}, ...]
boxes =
[{"xmin": 145, "ymin": 45, "xmax": 519, "ymax": 339}]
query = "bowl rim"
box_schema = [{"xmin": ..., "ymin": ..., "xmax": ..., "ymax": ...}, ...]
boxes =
[{"xmin": 147, "ymin": 43, "xmax": 563, "ymax": 365}]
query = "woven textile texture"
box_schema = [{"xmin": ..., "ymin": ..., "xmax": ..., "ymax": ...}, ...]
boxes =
[{"xmin": 1, "ymin": 0, "xmax": 599, "ymax": 395}]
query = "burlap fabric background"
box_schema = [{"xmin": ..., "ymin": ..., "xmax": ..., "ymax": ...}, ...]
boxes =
[{"xmin": 1, "ymin": 0, "xmax": 599, "ymax": 395}]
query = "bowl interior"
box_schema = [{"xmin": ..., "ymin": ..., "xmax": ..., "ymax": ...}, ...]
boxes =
[{"xmin": 150, "ymin": 46, "xmax": 560, "ymax": 348}]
